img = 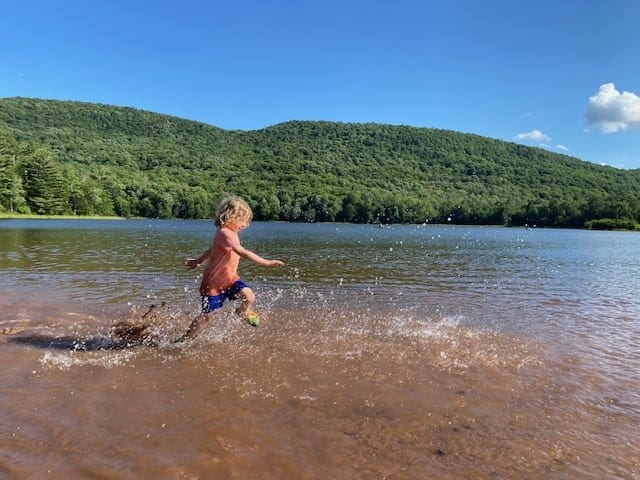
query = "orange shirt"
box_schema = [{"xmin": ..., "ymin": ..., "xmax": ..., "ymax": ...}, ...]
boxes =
[{"xmin": 199, "ymin": 226, "xmax": 241, "ymax": 295}]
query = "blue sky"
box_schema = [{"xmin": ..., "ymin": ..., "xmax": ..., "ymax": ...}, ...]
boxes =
[{"xmin": 1, "ymin": 0, "xmax": 639, "ymax": 168}]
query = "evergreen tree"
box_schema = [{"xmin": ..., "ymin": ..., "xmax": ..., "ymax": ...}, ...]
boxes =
[
  {"xmin": 20, "ymin": 147, "xmax": 69, "ymax": 215},
  {"xmin": 0, "ymin": 130, "xmax": 25, "ymax": 212}
]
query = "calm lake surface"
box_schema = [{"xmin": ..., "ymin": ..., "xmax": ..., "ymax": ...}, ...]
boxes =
[{"xmin": 1, "ymin": 219, "xmax": 638, "ymax": 479}]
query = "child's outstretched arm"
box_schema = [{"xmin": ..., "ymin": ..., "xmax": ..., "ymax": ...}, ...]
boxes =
[
  {"xmin": 232, "ymin": 244, "xmax": 284, "ymax": 267},
  {"xmin": 184, "ymin": 247, "xmax": 212, "ymax": 269}
]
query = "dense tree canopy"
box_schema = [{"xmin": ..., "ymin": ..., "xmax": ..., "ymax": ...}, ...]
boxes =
[{"xmin": 1, "ymin": 97, "xmax": 639, "ymax": 228}]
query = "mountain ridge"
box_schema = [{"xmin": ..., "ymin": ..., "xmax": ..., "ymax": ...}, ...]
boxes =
[{"xmin": 1, "ymin": 97, "xmax": 638, "ymax": 227}]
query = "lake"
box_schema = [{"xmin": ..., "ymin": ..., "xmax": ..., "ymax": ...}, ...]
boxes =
[{"xmin": 1, "ymin": 219, "xmax": 638, "ymax": 479}]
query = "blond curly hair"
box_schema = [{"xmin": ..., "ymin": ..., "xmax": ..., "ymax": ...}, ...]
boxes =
[{"xmin": 214, "ymin": 196, "xmax": 253, "ymax": 227}]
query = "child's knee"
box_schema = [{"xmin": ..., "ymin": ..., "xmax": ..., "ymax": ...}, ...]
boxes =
[{"xmin": 241, "ymin": 287, "xmax": 255, "ymax": 304}]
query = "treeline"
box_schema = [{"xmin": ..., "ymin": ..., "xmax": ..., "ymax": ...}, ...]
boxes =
[{"xmin": 1, "ymin": 97, "xmax": 640, "ymax": 228}]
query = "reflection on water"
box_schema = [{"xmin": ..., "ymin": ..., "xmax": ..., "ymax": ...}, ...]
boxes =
[{"xmin": 1, "ymin": 220, "xmax": 639, "ymax": 479}]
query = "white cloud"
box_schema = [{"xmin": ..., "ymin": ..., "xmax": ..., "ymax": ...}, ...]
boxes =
[
  {"xmin": 514, "ymin": 130, "xmax": 551, "ymax": 142},
  {"xmin": 585, "ymin": 83, "xmax": 640, "ymax": 133},
  {"xmin": 513, "ymin": 131, "xmax": 570, "ymax": 153}
]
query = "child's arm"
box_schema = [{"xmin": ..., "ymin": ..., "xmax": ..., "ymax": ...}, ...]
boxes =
[
  {"xmin": 184, "ymin": 247, "xmax": 212, "ymax": 269},
  {"xmin": 232, "ymin": 244, "xmax": 284, "ymax": 267}
]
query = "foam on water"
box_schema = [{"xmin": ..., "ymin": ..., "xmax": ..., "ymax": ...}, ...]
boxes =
[
  {"xmin": 39, "ymin": 349, "xmax": 139, "ymax": 370},
  {"xmin": 9, "ymin": 300, "xmax": 545, "ymax": 380}
]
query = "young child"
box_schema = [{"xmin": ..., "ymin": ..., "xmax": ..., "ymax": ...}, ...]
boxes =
[{"xmin": 178, "ymin": 196, "xmax": 284, "ymax": 340}]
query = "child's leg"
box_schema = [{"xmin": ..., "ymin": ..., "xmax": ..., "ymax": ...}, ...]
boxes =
[
  {"xmin": 184, "ymin": 311, "xmax": 216, "ymax": 339},
  {"xmin": 235, "ymin": 287, "xmax": 256, "ymax": 317}
]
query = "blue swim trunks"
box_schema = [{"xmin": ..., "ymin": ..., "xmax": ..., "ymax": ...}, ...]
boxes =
[{"xmin": 201, "ymin": 279, "xmax": 249, "ymax": 314}]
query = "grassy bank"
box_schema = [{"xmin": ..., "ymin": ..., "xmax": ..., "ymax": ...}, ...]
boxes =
[{"xmin": 0, "ymin": 213, "xmax": 123, "ymax": 220}]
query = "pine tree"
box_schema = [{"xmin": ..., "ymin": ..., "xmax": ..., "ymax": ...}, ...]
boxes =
[
  {"xmin": 21, "ymin": 147, "xmax": 69, "ymax": 215},
  {"xmin": 0, "ymin": 130, "xmax": 25, "ymax": 213}
]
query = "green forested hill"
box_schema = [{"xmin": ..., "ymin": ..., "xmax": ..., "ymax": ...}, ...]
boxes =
[{"xmin": 1, "ymin": 96, "xmax": 639, "ymax": 227}]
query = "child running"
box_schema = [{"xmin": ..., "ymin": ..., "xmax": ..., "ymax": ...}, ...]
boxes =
[{"xmin": 177, "ymin": 196, "xmax": 284, "ymax": 340}]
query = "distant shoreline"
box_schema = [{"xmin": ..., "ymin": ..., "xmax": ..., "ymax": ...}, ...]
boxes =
[
  {"xmin": 0, "ymin": 213, "xmax": 124, "ymax": 220},
  {"xmin": 1, "ymin": 214, "xmax": 637, "ymax": 231}
]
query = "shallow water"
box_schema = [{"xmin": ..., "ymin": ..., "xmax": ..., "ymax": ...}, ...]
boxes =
[{"xmin": 1, "ymin": 220, "xmax": 638, "ymax": 479}]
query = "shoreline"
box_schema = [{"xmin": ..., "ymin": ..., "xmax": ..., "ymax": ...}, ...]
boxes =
[
  {"xmin": 0, "ymin": 214, "xmax": 637, "ymax": 231},
  {"xmin": 0, "ymin": 213, "xmax": 124, "ymax": 220}
]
